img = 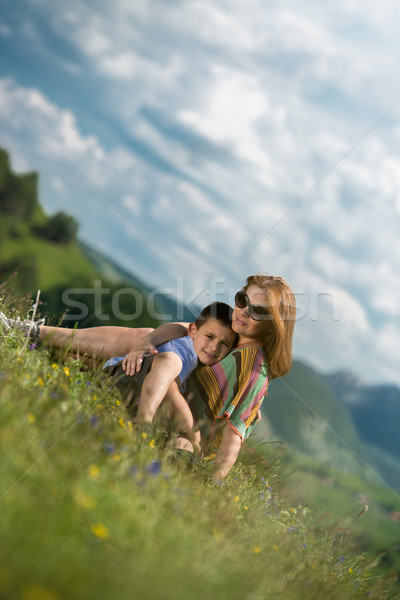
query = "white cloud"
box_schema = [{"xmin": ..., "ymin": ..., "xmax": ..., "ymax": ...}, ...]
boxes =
[
  {"xmin": 51, "ymin": 176, "xmax": 66, "ymax": 194},
  {"xmin": 179, "ymin": 66, "xmax": 271, "ymax": 167},
  {"xmin": 122, "ymin": 195, "xmax": 141, "ymax": 216}
]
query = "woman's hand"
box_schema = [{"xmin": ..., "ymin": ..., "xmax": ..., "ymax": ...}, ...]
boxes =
[{"xmin": 122, "ymin": 344, "xmax": 158, "ymax": 376}]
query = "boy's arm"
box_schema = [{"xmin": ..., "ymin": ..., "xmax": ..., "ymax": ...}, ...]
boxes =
[{"xmin": 122, "ymin": 323, "xmax": 189, "ymax": 376}]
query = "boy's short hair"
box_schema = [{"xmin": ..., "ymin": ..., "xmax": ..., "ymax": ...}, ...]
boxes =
[{"xmin": 195, "ymin": 302, "xmax": 233, "ymax": 329}]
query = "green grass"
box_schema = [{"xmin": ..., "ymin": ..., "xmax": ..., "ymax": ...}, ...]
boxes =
[
  {"xmin": 1, "ymin": 216, "xmax": 98, "ymax": 291},
  {"xmin": 1, "ymin": 306, "xmax": 399, "ymax": 599},
  {"xmin": 275, "ymin": 451, "xmax": 400, "ymax": 574}
]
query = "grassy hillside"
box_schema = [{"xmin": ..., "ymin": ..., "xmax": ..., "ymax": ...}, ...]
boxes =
[
  {"xmin": 257, "ymin": 362, "xmax": 400, "ymax": 578},
  {"xmin": 0, "ymin": 147, "xmax": 163, "ymax": 330},
  {"xmin": 78, "ymin": 240, "xmax": 201, "ymax": 323},
  {"xmin": 262, "ymin": 361, "xmax": 366, "ymax": 473},
  {"xmin": 1, "ymin": 311, "xmax": 399, "ymax": 600},
  {"xmin": 262, "ymin": 361, "xmax": 400, "ymax": 490},
  {"xmin": 1, "ymin": 214, "xmax": 99, "ymax": 290}
]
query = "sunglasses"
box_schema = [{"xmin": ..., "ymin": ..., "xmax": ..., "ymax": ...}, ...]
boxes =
[{"xmin": 234, "ymin": 291, "xmax": 269, "ymax": 321}]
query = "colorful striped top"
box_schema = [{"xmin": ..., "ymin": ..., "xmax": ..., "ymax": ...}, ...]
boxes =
[{"xmin": 188, "ymin": 346, "xmax": 269, "ymax": 458}]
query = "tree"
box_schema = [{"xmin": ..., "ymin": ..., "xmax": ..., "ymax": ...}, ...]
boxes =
[
  {"xmin": 0, "ymin": 149, "xmax": 38, "ymax": 220},
  {"xmin": 34, "ymin": 211, "xmax": 79, "ymax": 244}
]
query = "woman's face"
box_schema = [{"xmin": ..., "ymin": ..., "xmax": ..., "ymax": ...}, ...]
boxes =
[{"xmin": 231, "ymin": 284, "xmax": 271, "ymax": 344}]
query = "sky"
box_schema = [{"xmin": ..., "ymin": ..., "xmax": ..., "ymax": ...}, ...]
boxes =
[{"xmin": 1, "ymin": 0, "xmax": 400, "ymax": 386}]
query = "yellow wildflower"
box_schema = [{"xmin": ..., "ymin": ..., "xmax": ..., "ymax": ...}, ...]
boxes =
[
  {"xmin": 113, "ymin": 454, "xmax": 122, "ymax": 462},
  {"xmin": 37, "ymin": 377, "xmax": 45, "ymax": 387},
  {"xmin": 63, "ymin": 366, "xmax": 70, "ymax": 376},
  {"xmin": 87, "ymin": 464, "xmax": 100, "ymax": 480},
  {"xmin": 115, "ymin": 399, "xmax": 121, "ymax": 406},
  {"xmin": 149, "ymin": 438, "xmax": 155, "ymax": 448},
  {"xmin": 73, "ymin": 489, "xmax": 97, "ymax": 510},
  {"xmin": 118, "ymin": 417, "xmax": 125, "ymax": 428},
  {"xmin": 91, "ymin": 523, "xmax": 110, "ymax": 539},
  {"xmin": 128, "ymin": 421, "xmax": 133, "ymax": 431},
  {"xmin": 253, "ymin": 546, "xmax": 262, "ymax": 554},
  {"xmin": 212, "ymin": 528, "xmax": 222, "ymax": 541},
  {"xmin": 141, "ymin": 432, "xmax": 148, "ymax": 439},
  {"xmin": 92, "ymin": 394, "xmax": 98, "ymax": 401},
  {"xmin": 51, "ymin": 363, "xmax": 59, "ymax": 370},
  {"xmin": 348, "ymin": 568, "xmax": 353, "ymax": 574},
  {"xmin": 27, "ymin": 413, "xmax": 36, "ymax": 424},
  {"xmin": 244, "ymin": 506, "xmax": 248, "ymax": 510},
  {"xmin": 234, "ymin": 496, "xmax": 239, "ymax": 503}
]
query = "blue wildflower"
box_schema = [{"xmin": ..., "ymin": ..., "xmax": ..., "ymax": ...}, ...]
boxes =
[
  {"xmin": 146, "ymin": 460, "xmax": 162, "ymax": 476},
  {"xmin": 103, "ymin": 443, "xmax": 115, "ymax": 454}
]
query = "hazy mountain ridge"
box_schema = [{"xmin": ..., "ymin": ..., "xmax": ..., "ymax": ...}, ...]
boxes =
[
  {"xmin": 262, "ymin": 361, "xmax": 400, "ymax": 489},
  {"xmin": 78, "ymin": 240, "xmax": 199, "ymax": 324},
  {"xmin": 324, "ymin": 371, "xmax": 400, "ymax": 462}
]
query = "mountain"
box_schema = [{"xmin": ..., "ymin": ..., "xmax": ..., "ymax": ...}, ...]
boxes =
[
  {"xmin": 78, "ymin": 241, "xmax": 200, "ymax": 324},
  {"xmin": 324, "ymin": 371, "xmax": 400, "ymax": 458},
  {"xmin": 261, "ymin": 360, "xmax": 400, "ymax": 489},
  {"xmin": 0, "ymin": 146, "xmax": 191, "ymax": 329}
]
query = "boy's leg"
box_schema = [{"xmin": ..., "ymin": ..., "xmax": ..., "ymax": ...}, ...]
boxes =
[
  {"xmin": 40, "ymin": 325, "xmax": 154, "ymax": 361},
  {"xmin": 135, "ymin": 352, "xmax": 182, "ymax": 423}
]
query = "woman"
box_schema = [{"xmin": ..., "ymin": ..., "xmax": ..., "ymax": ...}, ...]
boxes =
[
  {"xmin": 1, "ymin": 274, "xmax": 296, "ymax": 481},
  {"xmin": 105, "ymin": 274, "xmax": 296, "ymax": 483}
]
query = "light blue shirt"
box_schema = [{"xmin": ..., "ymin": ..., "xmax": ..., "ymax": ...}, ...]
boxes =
[{"xmin": 103, "ymin": 335, "xmax": 198, "ymax": 384}]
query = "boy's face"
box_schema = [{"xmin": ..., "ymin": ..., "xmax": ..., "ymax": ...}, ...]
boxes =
[{"xmin": 188, "ymin": 319, "xmax": 236, "ymax": 366}]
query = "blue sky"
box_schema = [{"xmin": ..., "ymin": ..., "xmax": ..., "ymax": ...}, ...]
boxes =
[{"xmin": 1, "ymin": 0, "xmax": 400, "ymax": 385}]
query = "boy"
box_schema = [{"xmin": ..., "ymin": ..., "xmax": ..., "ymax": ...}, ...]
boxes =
[{"xmin": 103, "ymin": 302, "xmax": 237, "ymax": 449}]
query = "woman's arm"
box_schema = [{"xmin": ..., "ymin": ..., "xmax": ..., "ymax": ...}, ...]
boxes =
[
  {"xmin": 122, "ymin": 322, "xmax": 189, "ymax": 375},
  {"xmin": 211, "ymin": 423, "xmax": 242, "ymax": 484}
]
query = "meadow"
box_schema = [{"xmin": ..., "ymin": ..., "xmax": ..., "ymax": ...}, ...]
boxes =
[{"xmin": 1, "ymin": 300, "xmax": 399, "ymax": 600}]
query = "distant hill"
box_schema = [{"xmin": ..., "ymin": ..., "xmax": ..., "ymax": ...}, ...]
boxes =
[
  {"xmin": 262, "ymin": 361, "xmax": 400, "ymax": 489},
  {"xmin": 78, "ymin": 241, "xmax": 200, "ymax": 323},
  {"xmin": 324, "ymin": 371, "xmax": 400, "ymax": 458},
  {"xmin": 0, "ymin": 147, "xmax": 192, "ymax": 329}
]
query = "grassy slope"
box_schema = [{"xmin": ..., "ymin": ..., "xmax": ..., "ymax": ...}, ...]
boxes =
[
  {"xmin": 1, "ymin": 215, "xmax": 99, "ymax": 292},
  {"xmin": 258, "ymin": 361, "xmax": 400, "ymax": 575},
  {"xmin": 1, "ymin": 318, "xmax": 399, "ymax": 599},
  {"xmin": 262, "ymin": 361, "xmax": 366, "ymax": 473}
]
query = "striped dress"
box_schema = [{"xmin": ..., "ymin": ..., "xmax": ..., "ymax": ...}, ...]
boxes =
[{"xmin": 187, "ymin": 346, "xmax": 269, "ymax": 458}]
